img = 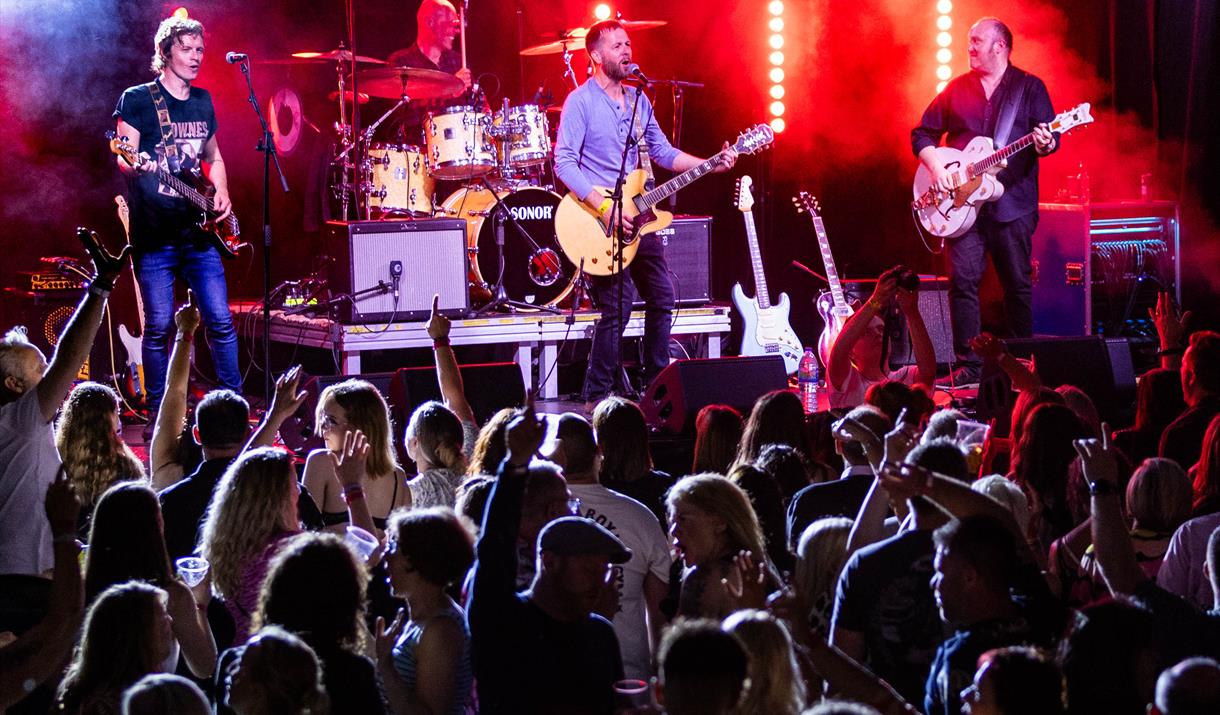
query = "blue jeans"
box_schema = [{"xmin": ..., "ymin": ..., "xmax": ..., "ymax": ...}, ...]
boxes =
[
  {"xmin": 134, "ymin": 243, "xmax": 241, "ymax": 410},
  {"xmin": 584, "ymin": 232, "xmax": 675, "ymax": 400},
  {"xmin": 946, "ymin": 212, "xmax": 1037, "ymax": 363}
]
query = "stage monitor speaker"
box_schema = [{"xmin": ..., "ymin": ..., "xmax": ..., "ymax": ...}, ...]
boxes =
[
  {"xmin": 641, "ymin": 355, "xmax": 788, "ymax": 434},
  {"xmin": 975, "ymin": 335, "xmax": 1136, "ymax": 434},
  {"xmin": 326, "ymin": 218, "xmax": 469, "ymax": 324},
  {"xmin": 634, "ymin": 216, "xmax": 712, "ymax": 307},
  {"xmin": 1, "ymin": 288, "xmax": 113, "ymax": 382}
]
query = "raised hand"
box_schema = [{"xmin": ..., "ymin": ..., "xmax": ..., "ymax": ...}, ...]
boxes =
[
  {"xmin": 869, "ymin": 267, "xmax": 901, "ymax": 307},
  {"xmin": 505, "ymin": 392, "xmax": 545, "ymax": 467},
  {"xmin": 882, "ymin": 408, "xmax": 920, "ymax": 466},
  {"xmin": 44, "ymin": 466, "xmax": 81, "ymax": 540},
  {"xmin": 1073, "ymin": 422, "xmax": 1118, "ymax": 487},
  {"xmin": 426, "ymin": 294, "xmax": 451, "ymax": 341},
  {"xmin": 269, "ymin": 365, "xmax": 308, "ymax": 420},
  {"xmin": 1150, "ymin": 291, "xmax": 1190, "ymax": 351},
  {"xmin": 331, "ymin": 429, "xmax": 371, "ymax": 488},
  {"xmin": 722, "ymin": 549, "xmax": 768, "ymax": 611},
  {"xmin": 969, "ymin": 332, "xmax": 1006, "ymax": 362},
  {"xmin": 175, "ymin": 289, "xmax": 202, "ymax": 335},
  {"xmin": 76, "ymin": 227, "xmax": 132, "ymax": 290},
  {"xmin": 375, "ymin": 609, "xmax": 407, "ymax": 664}
]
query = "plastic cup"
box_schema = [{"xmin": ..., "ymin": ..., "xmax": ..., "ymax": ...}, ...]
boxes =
[
  {"xmin": 345, "ymin": 525, "xmax": 380, "ymax": 561},
  {"xmin": 613, "ymin": 679, "xmax": 651, "ymax": 711},
  {"xmin": 955, "ymin": 419, "xmax": 990, "ymax": 448},
  {"xmin": 175, "ymin": 557, "xmax": 210, "ymax": 588}
]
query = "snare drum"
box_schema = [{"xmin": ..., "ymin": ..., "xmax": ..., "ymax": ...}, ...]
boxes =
[
  {"xmin": 494, "ymin": 104, "xmax": 551, "ymax": 168},
  {"xmin": 441, "ymin": 186, "xmax": 575, "ymax": 308},
  {"xmin": 425, "ymin": 106, "xmax": 496, "ymax": 180},
  {"xmin": 367, "ymin": 144, "xmax": 433, "ymax": 215}
]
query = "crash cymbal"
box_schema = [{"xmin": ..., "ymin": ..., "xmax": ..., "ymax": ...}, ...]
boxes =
[
  {"xmin": 619, "ymin": 19, "xmax": 668, "ymax": 31},
  {"xmin": 292, "ymin": 48, "xmax": 386, "ymax": 64},
  {"xmin": 354, "ymin": 66, "xmax": 465, "ymax": 100},
  {"xmin": 328, "ymin": 90, "xmax": 370, "ymax": 105},
  {"xmin": 519, "ymin": 28, "xmax": 587, "ymax": 57}
]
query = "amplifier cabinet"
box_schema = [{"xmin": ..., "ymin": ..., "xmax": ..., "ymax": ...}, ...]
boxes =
[
  {"xmin": 325, "ymin": 219, "xmax": 470, "ymax": 323},
  {"xmin": 634, "ymin": 215, "xmax": 712, "ymax": 307}
]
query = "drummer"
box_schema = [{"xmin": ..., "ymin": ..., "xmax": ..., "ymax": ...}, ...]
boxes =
[{"xmin": 385, "ymin": 0, "xmax": 482, "ymax": 144}]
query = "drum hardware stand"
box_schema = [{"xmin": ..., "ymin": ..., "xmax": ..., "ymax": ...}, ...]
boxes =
[
  {"xmin": 356, "ymin": 93, "xmax": 412, "ymax": 219},
  {"xmin": 234, "ymin": 54, "xmax": 291, "ymax": 405},
  {"xmin": 473, "ymin": 177, "xmax": 563, "ymax": 316}
]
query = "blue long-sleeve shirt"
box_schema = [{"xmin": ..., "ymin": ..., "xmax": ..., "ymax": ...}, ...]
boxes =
[{"xmin": 553, "ymin": 79, "xmax": 681, "ymax": 200}]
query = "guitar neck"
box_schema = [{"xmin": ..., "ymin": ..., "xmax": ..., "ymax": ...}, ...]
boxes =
[
  {"xmin": 811, "ymin": 215, "xmax": 847, "ymax": 309},
  {"xmin": 640, "ymin": 152, "xmax": 724, "ymax": 208},
  {"xmin": 741, "ymin": 210, "xmax": 771, "ymax": 309},
  {"xmin": 155, "ymin": 167, "xmax": 239, "ymax": 234},
  {"xmin": 970, "ymin": 132, "xmax": 1037, "ymax": 176}
]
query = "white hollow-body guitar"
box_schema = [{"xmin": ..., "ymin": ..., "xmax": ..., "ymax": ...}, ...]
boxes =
[
  {"xmin": 731, "ymin": 176, "xmax": 801, "ymax": 374},
  {"xmin": 912, "ymin": 103, "xmax": 1094, "ymax": 238}
]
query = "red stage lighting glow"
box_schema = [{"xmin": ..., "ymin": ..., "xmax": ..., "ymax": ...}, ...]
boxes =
[
  {"xmin": 594, "ymin": 4, "xmax": 611, "ymax": 21},
  {"xmin": 172, "ymin": 6, "xmax": 189, "ymax": 19},
  {"xmin": 767, "ymin": 0, "xmax": 785, "ymax": 132}
]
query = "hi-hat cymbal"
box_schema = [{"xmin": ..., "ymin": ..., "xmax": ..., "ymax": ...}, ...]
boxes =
[
  {"xmin": 519, "ymin": 19, "xmax": 667, "ymax": 56},
  {"xmin": 354, "ymin": 66, "xmax": 465, "ymax": 100},
  {"xmin": 262, "ymin": 48, "xmax": 386, "ymax": 65},
  {"xmin": 328, "ymin": 90, "xmax": 370, "ymax": 105}
]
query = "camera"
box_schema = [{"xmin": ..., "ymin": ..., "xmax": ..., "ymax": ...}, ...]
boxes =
[{"xmin": 897, "ymin": 268, "xmax": 920, "ymax": 292}]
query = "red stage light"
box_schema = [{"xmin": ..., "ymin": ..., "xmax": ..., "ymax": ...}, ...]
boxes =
[
  {"xmin": 770, "ymin": 117, "xmax": 786, "ymax": 133},
  {"xmin": 594, "ymin": 4, "xmax": 612, "ymax": 21},
  {"xmin": 172, "ymin": 6, "xmax": 189, "ymax": 19}
]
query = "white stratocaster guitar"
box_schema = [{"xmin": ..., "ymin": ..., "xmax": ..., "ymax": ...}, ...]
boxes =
[
  {"xmin": 912, "ymin": 102, "xmax": 1094, "ymax": 238},
  {"xmin": 555, "ymin": 123, "xmax": 775, "ymax": 275},
  {"xmin": 793, "ymin": 192, "xmax": 855, "ymax": 369},
  {"xmin": 114, "ymin": 195, "xmax": 146, "ymax": 404},
  {"xmin": 731, "ymin": 176, "xmax": 801, "ymax": 374}
]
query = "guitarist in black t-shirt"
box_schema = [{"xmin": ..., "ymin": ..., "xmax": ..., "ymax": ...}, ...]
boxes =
[{"xmin": 113, "ymin": 15, "xmax": 241, "ymax": 431}]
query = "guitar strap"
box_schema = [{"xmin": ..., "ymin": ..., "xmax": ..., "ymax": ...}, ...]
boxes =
[
  {"xmin": 632, "ymin": 91, "xmax": 656, "ymax": 191},
  {"xmin": 992, "ymin": 70, "xmax": 1027, "ymax": 148},
  {"xmin": 146, "ymin": 81, "xmax": 182, "ymax": 174}
]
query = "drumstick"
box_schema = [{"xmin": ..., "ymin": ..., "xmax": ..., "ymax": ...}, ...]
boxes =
[{"xmin": 459, "ymin": 2, "xmax": 468, "ymax": 70}]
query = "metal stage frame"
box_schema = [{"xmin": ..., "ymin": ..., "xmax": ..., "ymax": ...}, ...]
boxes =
[{"xmin": 233, "ymin": 303, "xmax": 732, "ymax": 399}]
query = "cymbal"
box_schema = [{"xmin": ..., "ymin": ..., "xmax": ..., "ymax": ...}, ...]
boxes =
[
  {"xmin": 354, "ymin": 66, "xmax": 465, "ymax": 100},
  {"xmin": 262, "ymin": 48, "xmax": 386, "ymax": 65},
  {"xmin": 519, "ymin": 20, "xmax": 667, "ymax": 56},
  {"xmin": 328, "ymin": 90, "xmax": 370, "ymax": 105}
]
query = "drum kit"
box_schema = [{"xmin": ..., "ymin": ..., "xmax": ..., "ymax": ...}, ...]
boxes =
[{"xmin": 271, "ymin": 17, "xmax": 675, "ymax": 312}]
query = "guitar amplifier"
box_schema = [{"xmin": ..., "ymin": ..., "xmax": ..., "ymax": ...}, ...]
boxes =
[
  {"xmin": 634, "ymin": 216, "xmax": 712, "ymax": 307},
  {"xmin": 325, "ymin": 219, "xmax": 470, "ymax": 323}
]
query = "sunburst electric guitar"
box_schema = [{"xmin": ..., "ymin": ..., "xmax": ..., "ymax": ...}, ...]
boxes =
[
  {"xmin": 107, "ymin": 131, "xmax": 247, "ymax": 258},
  {"xmin": 113, "ymin": 196, "xmax": 146, "ymax": 404},
  {"xmin": 732, "ymin": 176, "xmax": 801, "ymax": 374},
  {"xmin": 912, "ymin": 103, "xmax": 1094, "ymax": 238},
  {"xmin": 793, "ymin": 192, "xmax": 855, "ymax": 369},
  {"xmin": 555, "ymin": 123, "xmax": 775, "ymax": 275}
]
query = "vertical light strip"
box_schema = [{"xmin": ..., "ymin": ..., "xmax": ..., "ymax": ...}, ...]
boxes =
[
  {"xmin": 935, "ymin": 0, "xmax": 953, "ymax": 93},
  {"xmin": 768, "ymin": 1, "xmax": 785, "ymax": 132}
]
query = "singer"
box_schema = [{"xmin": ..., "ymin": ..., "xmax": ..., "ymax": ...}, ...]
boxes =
[
  {"xmin": 385, "ymin": 0, "xmax": 479, "ymax": 142},
  {"xmin": 554, "ymin": 19, "xmax": 736, "ymax": 406},
  {"xmin": 113, "ymin": 15, "xmax": 241, "ymax": 431}
]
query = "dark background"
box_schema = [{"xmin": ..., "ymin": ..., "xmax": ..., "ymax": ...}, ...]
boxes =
[{"xmin": 1, "ymin": 0, "xmax": 1217, "ymax": 374}]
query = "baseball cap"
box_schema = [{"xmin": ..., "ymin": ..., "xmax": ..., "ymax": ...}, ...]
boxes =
[{"xmin": 538, "ymin": 516, "xmax": 632, "ymax": 563}]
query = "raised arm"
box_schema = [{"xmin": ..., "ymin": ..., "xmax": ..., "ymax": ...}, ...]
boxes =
[
  {"xmin": 896, "ymin": 287, "xmax": 935, "ymax": 388},
  {"xmin": 331, "ymin": 430, "xmax": 378, "ymax": 547},
  {"xmin": 151, "ymin": 291, "xmax": 200, "ymax": 487},
  {"xmin": 970, "ymin": 333, "xmax": 1041, "ymax": 393},
  {"xmin": 245, "ymin": 366, "xmax": 308, "ymax": 452},
  {"xmin": 828, "ymin": 269, "xmax": 898, "ymax": 390},
  {"xmin": 1150, "ymin": 291, "xmax": 1190, "ymax": 371},
  {"xmin": 1080, "ymin": 427, "xmax": 1147, "ymax": 595},
  {"xmin": 426, "ymin": 295, "xmax": 475, "ymax": 427},
  {"xmin": 37, "ymin": 229, "xmax": 131, "ymax": 422}
]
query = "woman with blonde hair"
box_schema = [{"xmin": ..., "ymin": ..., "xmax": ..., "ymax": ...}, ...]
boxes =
[
  {"xmin": 722, "ymin": 609, "xmax": 806, "ymax": 715},
  {"xmin": 666, "ymin": 473, "xmax": 776, "ymax": 618},
  {"xmin": 199, "ymin": 447, "xmax": 302, "ymax": 639},
  {"xmin": 303, "ymin": 379, "xmax": 408, "ymax": 536},
  {"xmin": 404, "ymin": 400, "xmax": 468, "ymax": 508},
  {"xmin": 223, "ymin": 625, "xmax": 330, "ymax": 715},
  {"xmin": 55, "ymin": 381, "xmax": 145, "ymax": 529},
  {"xmin": 57, "ymin": 581, "xmax": 175, "ymax": 715},
  {"xmin": 793, "ymin": 517, "xmax": 853, "ymax": 636}
]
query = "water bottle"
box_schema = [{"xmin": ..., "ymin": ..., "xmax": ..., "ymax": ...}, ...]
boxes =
[{"xmin": 798, "ymin": 347, "xmax": 819, "ymax": 414}]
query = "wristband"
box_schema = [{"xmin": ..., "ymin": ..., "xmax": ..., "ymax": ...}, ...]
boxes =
[
  {"xmin": 1156, "ymin": 346, "xmax": 1184, "ymax": 358},
  {"xmin": 433, "ymin": 336, "xmax": 451, "ymax": 348},
  {"xmin": 1088, "ymin": 480, "xmax": 1118, "ymax": 496},
  {"xmin": 175, "ymin": 332, "xmax": 195, "ymax": 344},
  {"xmin": 865, "ymin": 298, "xmax": 885, "ymax": 312},
  {"xmin": 341, "ymin": 484, "xmax": 365, "ymax": 504},
  {"xmin": 88, "ymin": 282, "xmax": 112, "ymax": 299},
  {"xmin": 597, "ymin": 198, "xmax": 612, "ymax": 216}
]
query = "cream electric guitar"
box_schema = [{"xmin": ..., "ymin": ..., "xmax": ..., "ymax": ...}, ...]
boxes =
[
  {"xmin": 793, "ymin": 192, "xmax": 854, "ymax": 369},
  {"xmin": 555, "ymin": 123, "xmax": 775, "ymax": 275},
  {"xmin": 731, "ymin": 176, "xmax": 801, "ymax": 374},
  {"xmin": 912, "ymin": 102, "xmax": 1094, "ymax": 238},
  {"xmin": 114, "ymin": 196, "xmax": 146, "ymax": 403}
]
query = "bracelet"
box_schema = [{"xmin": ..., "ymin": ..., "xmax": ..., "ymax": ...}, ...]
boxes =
[
  {"xmin": 865, "ymin": 298, "xmax": 885, "ymax": 312},
  {"xmin": 87, "ymin": 282, "xmax": 112, "ymax": 299},
  {"xmin": 597, "ymin": 198, "xmax": 612, "ymax": 216},
  {"xmin": 433, "ymin": 336, "xmax": 450, "ymax": 348},
  {"xmin": 340, "ymin": 484, "xmax": 365, "ymax": 504},
  {"xmin": 1156, "ymin": 346, "xmax": 1184, "ymax": 358},
  {"xmin": 175, "ymin": 333, "xmax": 194, "ymax": 344},
  {"xmin": 1088, "ymin": 479, "xmax": 1118, "ymax": 496}
]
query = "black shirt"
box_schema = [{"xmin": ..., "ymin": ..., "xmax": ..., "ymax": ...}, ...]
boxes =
[
  {"xmin": 786, "ymin": 467, "xmax": 875, "ymax": 551},
  {"xmin": 1159, "ymin": 395, "xmax": 1220, "ymax": 474},
  {"xmin": 382, "ymin": 44, "xmax": 471, "ymax": 144},
  {"xmin": 113, "ymin": 79, "xmax": 217, "ymax": 249},
  {"xmin": 911, "ymin": 64, "xmax": 1055, "ymax": 223}
]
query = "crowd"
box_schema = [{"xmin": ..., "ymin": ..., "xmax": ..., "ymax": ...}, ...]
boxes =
[{"xmin": 3, "ymin": 241, "xmax": 1220, "ymax": 715}]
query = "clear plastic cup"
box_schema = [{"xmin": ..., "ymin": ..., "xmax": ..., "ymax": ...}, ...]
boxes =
[
  {"xmin": 345, "ymin": 525, "xmax": 380, "ymax": 561},
  {"xmin": 613, "ymin": 679, "xmax": 651, "ymax": 711},
  {"xmin": 175, "ymin": 557, "xmax": 210, "ymax": 588},
  {"xmin": 955, "ymin": 419, "xmax": 990, "ymax": 448}
]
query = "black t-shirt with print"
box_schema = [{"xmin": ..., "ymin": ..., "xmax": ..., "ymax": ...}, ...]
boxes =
[{"xmin": 113, "ymin": 79, "xmax": 216, "ymax": 249}]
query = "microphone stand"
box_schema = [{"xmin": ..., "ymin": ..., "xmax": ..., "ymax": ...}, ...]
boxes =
[
  {"xmin": 473, "ymin": 177, "xmax": 563, "ymax": 315},
  {"xmin": 236, "ymin": 57, "xmax": 290, "ymax": 406},
  {"xmin": 605, "ymin": 79, "xmax": 645, "ymax": 397}
]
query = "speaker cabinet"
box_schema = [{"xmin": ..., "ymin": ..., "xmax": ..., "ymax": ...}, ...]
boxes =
[
  {"xmin": 641, "ymin": 355, "xmax": 789, "ymax": 434},
  {"xmin": 325, "ymin": 219, "xmax": 469, "ymax": 323},
  {"xmin": 634, "ymin": 216, "xmax": 712, "ymax": 307},
  {"xmin": 1, "ymin": 288, "xmax": 112, "ymax": 382},
  {"xmin": 843, "ymin": 278, "xmax": 955, "ymax": 369}
]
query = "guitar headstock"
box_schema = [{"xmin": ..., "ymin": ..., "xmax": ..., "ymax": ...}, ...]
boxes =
[
  {"xmin": 732, "ymin": 124, "xmax": 776, "ymax": 156},
  {"xmin": 106, "ymin": 130, "xmax": 141, "ymax": 168},
  {"xmin": 791, "ymin": 191, "xmax": 821, "ymax": 217},
  {"xmin": 735, "ymin": 176, "xmax": 755, "ymax": 213},
  {"xmin": 1049, "ymin": 103, "xmax": 1094, "ymax": 135}
]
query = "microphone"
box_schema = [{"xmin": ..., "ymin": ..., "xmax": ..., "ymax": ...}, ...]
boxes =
[
  {"xmin": 626, "ymin": 63, "xmax": 650, "ymax": 86},
  {"xmin": 389, "ymin": 260, "xmax": 403, "ymax": 300},
  {"xmin": 225, "ymin": 52, "xmax": 248, "ymax": 64}
]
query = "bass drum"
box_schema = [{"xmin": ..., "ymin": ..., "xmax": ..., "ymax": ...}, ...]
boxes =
[{"xmin": 441, "ymin": 186, "xmax": 576, "ymax": 309}]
